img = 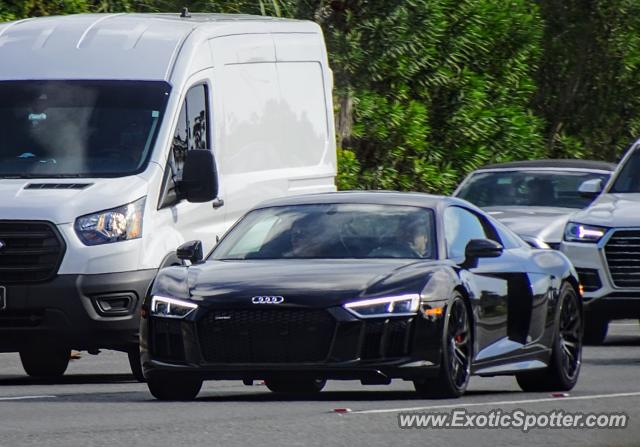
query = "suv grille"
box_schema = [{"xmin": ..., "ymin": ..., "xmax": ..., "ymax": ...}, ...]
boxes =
[
  {"xmin": 198, "ymin": 309, "xmax": 335, "ymax": 363},
  {"xmin": 605, "ymin": 230, "xmax": 640, "ymax": 288},
  {"xmin": 0, "ymin": 221, "xmax": 65, "ymax": 283}
]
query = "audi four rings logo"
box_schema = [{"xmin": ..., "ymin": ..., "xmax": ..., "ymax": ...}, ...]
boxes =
[{"xmin": 251, "ymin": 296, "xmax": 284, "ymax": 304}]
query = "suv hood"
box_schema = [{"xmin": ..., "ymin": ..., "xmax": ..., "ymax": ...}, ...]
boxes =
[
  {"xmin": 0, "ymin": 175, "xmax": 152, "ymax": 224},
  {"xmin": 569, "ymin": 193, "xmax": 640, "ymax": 227},
  {"xmin": 485, "ymin": 206, "xmax": 576, "ymax": 244}
]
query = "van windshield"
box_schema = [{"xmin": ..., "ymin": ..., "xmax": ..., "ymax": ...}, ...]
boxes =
[{"xmin": 0, "ymin": 81, "xmax": 170, "ymax": 178}]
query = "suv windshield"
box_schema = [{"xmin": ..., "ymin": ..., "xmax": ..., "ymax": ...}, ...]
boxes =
[
  {"xmin": 0, "ymin": 80, "xmax": 170, "ymax": 178},
  {"xmin": 456, "ymin": 169, "xmax": 611, "ymax": 209},
  {"xmin": 211, "ymin": 203, "xmax": 436, "ymax": 260},
  {"xmin": 610, "ymin": 149, "xmax": 640, "ymax": 193}
]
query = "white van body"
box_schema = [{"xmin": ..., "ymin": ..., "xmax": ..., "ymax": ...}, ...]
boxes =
[{"xmin": 0, "ymin": 13, "xmax": 336, "ymax": 375}]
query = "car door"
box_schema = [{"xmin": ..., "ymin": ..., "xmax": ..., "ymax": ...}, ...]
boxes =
[{"xmin": 444, "ymin": 206, "xmax": 540, "ymax": 363}]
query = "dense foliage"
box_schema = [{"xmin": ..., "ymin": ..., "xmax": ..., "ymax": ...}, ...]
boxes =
[{"xmin": 1, "ymin": 0, "xmax": 637, "ymax": 192}]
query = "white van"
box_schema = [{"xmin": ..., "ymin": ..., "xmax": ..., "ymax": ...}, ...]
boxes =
[{"xmin": 0, "ymin": 12, "xmax": 336, "ymax": 378}]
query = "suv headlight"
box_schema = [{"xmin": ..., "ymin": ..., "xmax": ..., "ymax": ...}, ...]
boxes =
[
  {"xmin": 343, "ymin": 294, "xmax": 419, "ymax": 318},
  {"xmin": 75, "ymin": 197, "xmax": 145, "ymax": 246},
  {"xmin": 564, "ymin": 222, "xmax": 608, "ymax": 243},
  {"xmin": 151, "ymin": 296, "xmax": 198, "ymax": 319}
]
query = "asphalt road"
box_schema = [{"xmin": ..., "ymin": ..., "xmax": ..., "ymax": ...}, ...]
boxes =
[{"xmin": 1, "ymin": 322, "xmax": 639, "ymax": 447}]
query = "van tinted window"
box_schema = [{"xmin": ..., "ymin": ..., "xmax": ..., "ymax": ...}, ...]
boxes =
[{"xmin": 170, "ymin": 84, "xmax": 210, "ymax": 181}]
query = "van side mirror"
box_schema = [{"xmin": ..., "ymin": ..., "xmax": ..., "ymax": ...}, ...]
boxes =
[
  {"xmin": 462, "ymin": 239, "xmax": 503, "ymax": 268},
  {"xmin": 181, "ymin": 150, "xmax": 218, "ymax": 203},
  {"xmin": 578, "ymin": 178, "xmax": 603, "ymax": 199},
  {"xmin": 177, "ymin": 240, "xmax": 204, "ymax": 264}
]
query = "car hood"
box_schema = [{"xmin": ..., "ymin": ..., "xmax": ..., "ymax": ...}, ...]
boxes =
[
  {"xmin": 569, "ymin": 193, "xmax": 640, "ymax": 227},
  {"xmin": 0, "ymin": 173, "xmax": 154, "ymax": 224},
  {"xmin": 156, "ymin": 259, "xmax": 440, "ymax": 308},
  {"xmin": 484, "ymin": 206, "xmax": 576, "ymax": 244}
]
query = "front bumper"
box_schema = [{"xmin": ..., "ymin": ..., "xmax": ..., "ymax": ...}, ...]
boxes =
[
  {"xmin": 0, "ymin": 270, "xmax": 157, "ymax": 352},
  {"xmin": 141, "ymin": 304, "xmax": 444, "ymax": 382},
  {"xmin": 561, "ymin": 239, "xmax": 640, "ymax": 319}
]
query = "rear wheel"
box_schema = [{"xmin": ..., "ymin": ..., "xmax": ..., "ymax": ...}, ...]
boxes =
[
  {"xmin": 265, "ymin": 378, "xmax": 326, "ymax": 394},
  {"xmin": 517, "ymin": 283, "xmax": 582, "ymax": 392},
  {"xmin": 20, "ymin": 345, "xmax": 70, "ymax": 378},
  {"xmin": 147, "ymin": 375, "xmax": 203, "ymax": 401},
  {"xmin": 583, "ymin": 314, "xmax": 608, "ymax": 345},
  {"xmin": 414, "ymin": 294, "xmax": 472, "ymax": 398}
]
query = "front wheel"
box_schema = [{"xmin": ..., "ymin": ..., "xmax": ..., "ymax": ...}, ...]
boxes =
[
  {"xmin": 147, "ymin": 375, "xmax": 203, "ymax": 401},
  {"xmin": 127, "ymin": 347, "xmax": 145, "ymax": 382},
  {"xmin": 414, "ymin": 294, "xmax": 472, "ymax": 398},
  {"xmin": 517, "ymin": 283, "xmax": 582, "ymax": 392},
  {"xmin": 20, "ymin": 345, "xmax": 70, "ymax": 378},
  {"xmin": 264, "ymin": 378, "xmax": 326, "ymax": 394}
]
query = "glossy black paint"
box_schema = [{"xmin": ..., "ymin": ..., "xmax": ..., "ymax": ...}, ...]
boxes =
[{"xmin": 140, "ymin": 192, "xmax": 581, "ymax": 383}]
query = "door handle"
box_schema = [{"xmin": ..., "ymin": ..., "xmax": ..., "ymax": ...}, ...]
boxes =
[{"xmin": 212, "ymin": 198, "xmax": 225, "ymax": 209}]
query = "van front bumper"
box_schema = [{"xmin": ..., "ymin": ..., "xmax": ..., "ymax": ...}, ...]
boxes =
[{"xmin": 0, "ymin": 270, "xmax": 156, "ymax": 352}]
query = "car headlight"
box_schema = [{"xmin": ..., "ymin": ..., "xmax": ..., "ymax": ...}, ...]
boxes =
[
  {"xmin": 343, "ymin": 294, "xmax": 420, "ymax": 318},
  {"xmin": 150, "ymin": 296, "xmax": 198, "ymax": 319},
  {"xmin": 75, "ymin": 197, "xmax": 145, "ymax": 246},
  {"xmin": 564, "ymin": 222, "xmax": 608, "ymax": 243}
]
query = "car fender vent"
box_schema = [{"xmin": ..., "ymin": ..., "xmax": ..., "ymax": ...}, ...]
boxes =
[{"xmin": 25, "ymin": 183, "xmax": 93, "ymax": 190}]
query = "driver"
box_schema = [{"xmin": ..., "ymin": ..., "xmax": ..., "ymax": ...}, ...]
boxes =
[{"xmin": 404, "ymin": 218, "xmax": 430, "ymax": 258}]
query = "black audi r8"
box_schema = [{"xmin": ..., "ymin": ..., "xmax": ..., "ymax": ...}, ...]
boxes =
[{"xmin": 140, "ymin": 192, "xmax": 583, "ymax": 400}]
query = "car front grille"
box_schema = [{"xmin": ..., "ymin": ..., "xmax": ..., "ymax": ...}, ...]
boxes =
[
  {"xmin": 605, "ymin": 230, "xmax": 640, "ymax": 288},
  {"xmin": 198, "ymin": 309, "xmax": 336, "ymax": 363},
  {"xmin": 0, "ymin": 221, "xmax": 65, "ymax": 283}
]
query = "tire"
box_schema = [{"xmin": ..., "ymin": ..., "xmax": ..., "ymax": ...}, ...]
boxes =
[
  {"xmin": 127, "ymin": 347, "xmax": 145, "ymax": 383},
  {"xmin": 264, "ymin": 378, "xmax": 326, "ymax": 394},
  {"xmin": 414, "ymin": 293, "xmax": 472, "ymax": 398},
  {"xmin": 583, "ymin": 314, "xmax": 608, "ymax": 345},
  {"xmin": 517, "ymin": 283, "xmax": 582, "ymax": 392},
  {"xmin": 19, "ymin": 345, "xmax": 70, "ymax": 378},
  {"xmin": 147, "ymin": 375, "xmax": 203, "ymax": 401}
]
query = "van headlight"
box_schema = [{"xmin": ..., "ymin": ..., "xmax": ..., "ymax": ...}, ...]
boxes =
[
  {"xmin": 75, "ymin": 197, "xmax": 145, "ymax": 245},
  {"xmin": 343, "ymin": 295, "xmax": 420, "ymax": 318},
  {"xmin": 151, "ymin": 296, "xmax": 198, "ymax": 319},
  {"xmin": 564, "ymin": 222, "xmax": 607, "ymax": 243}
]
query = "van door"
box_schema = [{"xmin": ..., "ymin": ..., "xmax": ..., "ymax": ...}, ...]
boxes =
[{"xmin": 156, "ymin": 82, "xmax": 224, "ymax": 254}]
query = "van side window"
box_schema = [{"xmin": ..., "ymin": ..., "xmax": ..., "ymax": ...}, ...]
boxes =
[{"xmin": 170, "ymin": 84, "xmax": 210, "ymax": 181}]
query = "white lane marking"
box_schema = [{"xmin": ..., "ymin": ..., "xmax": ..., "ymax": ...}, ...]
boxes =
[
  {"xmin": 351, "ymin": 391, "xmax": 640, "ymax": 415},
  {"xmin": 0, "ymin": 395, "xmax": 56, "ymax": 401}
]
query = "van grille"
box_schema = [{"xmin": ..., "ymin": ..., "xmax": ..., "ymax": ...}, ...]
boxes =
[
  {"xmin": 0, "ymin": 221, "xmax": 65, "ymax": 283},
  {"xmin": 605, "ymin": 230, "xmax": 640, "ymax": 288}
]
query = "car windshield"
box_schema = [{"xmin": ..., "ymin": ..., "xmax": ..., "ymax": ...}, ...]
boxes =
[
  {"xmin": 211, "ymin": 203, "xmax": 436, "ymax": 260},
  {"xmin": 610, "ymin": 149, "xmax": 640, "ymax": 193},
  {"xmin": 0, "ymin": 80, "xmax": 170, "ymax": 178},
  {"xmin": 456, "ymin": 169, "xmax": 611, "ymax": 208}
]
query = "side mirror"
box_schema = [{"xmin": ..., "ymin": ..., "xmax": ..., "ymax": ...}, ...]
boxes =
[
  {"xmin": 177, "ymin": 240, "xmax": 204, "ymax": 264},
  {"xmin": 578, "ymin": 178, "xmax": 603, "ymax": 199},
  {"xmin": 181, "ymin": 150, "xmax": 218, "ymax": 203},
  {"xmin": 464, "ymin": 239, "xmax": 503, "ymax": 264}
]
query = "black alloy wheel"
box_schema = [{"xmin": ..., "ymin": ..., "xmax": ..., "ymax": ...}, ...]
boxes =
[
  {"xmin": 264, "ymin": 378, "xmax": 327, "ymax": 394},
  {"xmin": 414, "ymin": 293, "xmax": 472, "ymax": 398},
  {"xmin": 517, "ymin": 283, "xmax": 582, "ymax": 392}
]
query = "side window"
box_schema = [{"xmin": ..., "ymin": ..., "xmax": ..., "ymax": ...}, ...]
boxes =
[
  {"xmin": 444, "ymin": 207, "xmax": 489, "ymax": 259},
  {"xmin": 170, "ymin": 84, "xmax": 210, "ymax": 181}
]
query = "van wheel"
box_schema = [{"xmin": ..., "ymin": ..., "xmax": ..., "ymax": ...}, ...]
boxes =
[
  {"xmin": 147, "ymin": 375, "xmax": 202, "ymax": 401},
  {"xmin": 20, "ymin": 345, "xmax": 70, "ymax": 378},
  {"xmin": 517, "ymin": 283, "xmax": 582, "ymax": 392},
  {"xmin": 127, "ymin": 347, "xmax": 145, "ymax": 382},
  {"xmin": 583, "ymin": 314, "xmax": 608, "ymax": 345},
  {"xmin": 264, "ymin": 378, "xmax": 326, "ymax": 394}
]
